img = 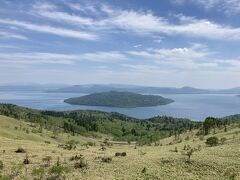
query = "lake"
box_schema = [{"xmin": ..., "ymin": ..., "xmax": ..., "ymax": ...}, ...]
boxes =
[{"xmin": 0, "ymin": 91, "xmax": 239, "ymax": 121}]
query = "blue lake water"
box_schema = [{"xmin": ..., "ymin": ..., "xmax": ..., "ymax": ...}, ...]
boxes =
[{"xmin": 0, "ymin": 91, "xmax": 240, "ymax": 121}]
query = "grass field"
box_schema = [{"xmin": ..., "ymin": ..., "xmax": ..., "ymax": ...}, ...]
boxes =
[{"xmin": 0, "ymin": 115, "xmax": 239, "ymax": 179}]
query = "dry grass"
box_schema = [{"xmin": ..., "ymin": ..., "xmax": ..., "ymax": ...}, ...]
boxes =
[{"xmin": 0, "ymin": 115, "xmax": 239, "ymax": 180}]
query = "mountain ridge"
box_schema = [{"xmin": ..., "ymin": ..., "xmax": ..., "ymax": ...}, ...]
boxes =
[{"xmin": 49, "ymin": 84, "xmax": 240, "ymax": 94}]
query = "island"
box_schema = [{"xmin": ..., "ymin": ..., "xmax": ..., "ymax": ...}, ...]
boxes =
[{"xmin": 64, "ymin": 91, "xmax": 174, "ymax": 108}]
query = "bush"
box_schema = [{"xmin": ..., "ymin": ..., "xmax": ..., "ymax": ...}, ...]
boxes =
[
  {"xmin": 0, "ymin": 160, "xmax": 3, "ymax": 170},
  {"xmin": 49, "ymin": 165, "xmax": 70, "ymax": 178},
  {"xmin": 101, "ymin": 157, "xmax": 112, "ymax": 163},
  {"xmin": 74, "ymin": 158, "xmax": 88, "ymax": 169},
  {"xmin": 220, "ymin": 137, "xmax": 227, "ymax": 144},
  {"xmin": 174, "ymin": 146, "xmax": 178, "ymax": 152},
  {"xmin": 182, "ymin": 145, "xmax": 195, "ymax": 162},
  {"xmin": 23, "ymin": 154, "xmax": 30, "ymax": 164},
  {"xmin": 69, "ymin": 154, "xmax": 83, "ymax": 161},
  {"xmin": 206, "ymin": 136, "xmax": 219, "ymax": 146},
  {"xmin": 15, "ymin": 147, "xmax": 26, "ymax": 153},
  {"xmin": 142, "ymin": 167, "xmax": 147, "ymax": 173},
  {"xmin": 64, "ymin": 140, "xmax": 79, "ymax": 150},
  {"xmin": 115, "ymin": 152, "xmax": 127, "ymax": 157},
  {"xmin": 44, "ymin": 141, "xmax": 51, "ymax": 144},
  {"xmin": 83, "ymin": 141, "xmax": 96, "ymax": 147}
]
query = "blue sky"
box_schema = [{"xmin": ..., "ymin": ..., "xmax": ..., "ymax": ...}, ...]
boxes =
[{"xmin": 0, "ymin": 0, "xmax": 240, "ymax": 88}]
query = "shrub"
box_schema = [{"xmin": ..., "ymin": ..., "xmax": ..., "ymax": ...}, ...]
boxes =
[
  {"xmin": 23, "ymin": 154, "xmax": 30, "ymax": 164},
  {"xmin": 115, "ymin": 152, "xmax": 127, "ymax": 157},
  {"xmin": 142, "ymin": 167, "xmax": 147, "ymax": 173},
  {"xmin": 186, "ymin": 148, "xmax": 194, "ymax": 161},
  {"xmin": 174, "ymin": 146, "xmax": 178, "ymax": 152},
  {"xmin": 74, "ymin": 158, "xmax": 88, "ymax": 169},
  {"xmin": 15, "ymin": 147, "xmax": 26, "ymax": 153},
  {"xmin": 224, "ymin": 168, "xmax": 238, "ymax": 180},
  {"xmin": 185, "ymin": 136, "xmax": 190, "ymax": 141},
  {"xmin": 49, "ymin": 165, "xmax": 70, "ymax": 178},
  {"xmin": 63, "ymin": 140, "xmax": 79, "ymax": 150},
  {"xmin": 182, "ymin": 145, "xmax": 195, "ymax": 162},
  {"xmin": 69, "ymin": 154, "xmax": 83, "ymax": 161},
  {"xmin": 83, "ymin": 141, "xmax": 96, "ymax": 147},
  {"xmin": 206, "ymin": 136, "xmax": 219, "ymax": 147},
  {"xmin": 220, "ymin": 137, "xmax": 227, "ymax": 144},
  {"xmin": 44, "ymin": 141, "xmax": 51, "ymax": 144},
  {"xmin": 101, "ymin": 157, "xmax": 112, "ymax": 163},
  {"xmin": 0, "ymin": 160, "xmax": 3, "ymax": 170}
]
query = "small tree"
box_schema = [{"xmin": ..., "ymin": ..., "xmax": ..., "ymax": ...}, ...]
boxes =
[
  {"xmin": 206, "ymin": 136, "xmax": 219, "ymax": 146},
  {"xmin": 182, "ymin": 145, "xmax": 195, "ymax": 162}
]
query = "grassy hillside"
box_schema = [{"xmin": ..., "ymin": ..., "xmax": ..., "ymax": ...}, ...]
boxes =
[
  {"xmin": 0, "ymin": 114, "xmax": 239, "ymax": 179},
  {"xmin": 0, "ymin": 115, "xmax": 92, "ymax": 144},
  {"xmin": 0, "ymin": 104, "xmax": 198, "ymax": 144},
  {"xmin": 64, "ymin": 91, "xmax": 174, "ymax": 108}
]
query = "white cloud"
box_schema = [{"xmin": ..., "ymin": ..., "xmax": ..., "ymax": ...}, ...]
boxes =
[
  {"xmin": 128, "ymin": 45, "xmax": 208, "ymax": 61},
  {"xmin": 0, "ymin": 19, "xmax": 98, "ymax": 41},
  {"xmin": 0, "ymin": 52, "xmax": 76, "ymax": 65},
  {"xmin": 31, "ymin": 2, "xmax": 240, "ymax": 41},
  {"xmin": 133, "ymin": 44, "xmax": 142, "ymax": 48},
  {"xmin": 0, "ymin": 31, "xmax": 28, "ymax": 40},
  {"xmin": 173, "ymin": 0, "xmax": 240, "ymax": 15},
  {"xmin": 126, "ymin": 45, "xmax": 221, "ymax": 70},
  {"xmin": 0, "ymin": 51, "xmax": 126, "ymax": 66},
  {"xmin": 81, "ymin": 52, "xmax": 126, "ymax": 62}
]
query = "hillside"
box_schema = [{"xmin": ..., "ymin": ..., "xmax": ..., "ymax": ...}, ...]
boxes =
[
  {"xmin": 64, "ymin": 91, "xmax": 174, "ymax": 108},
  {"xmin": 0, "ymin": 104, "xmax": 197, "ymax": 144},
  {"xmin": 0, "ymin": 113, "xmax": 239, "ymax": 179}
]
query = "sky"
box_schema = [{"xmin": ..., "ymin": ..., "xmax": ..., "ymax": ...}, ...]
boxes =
[{"xmin": 0, "ymin": 0, "xmax": 240, "ymax": 88}]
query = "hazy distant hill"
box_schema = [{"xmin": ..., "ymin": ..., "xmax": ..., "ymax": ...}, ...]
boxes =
[
  {"xmin": 50, "ymin": 84, "xmax": 240, "ymax": 94},
  {"xmin": 64, "ymin": 91, "xmax": 174, "ymax": 108},
  {"xmin": 0, "ymin": 84, "xmax": 67, "ymax": 91}
]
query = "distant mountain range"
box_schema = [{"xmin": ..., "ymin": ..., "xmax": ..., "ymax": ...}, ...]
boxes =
[{"xmin": 49, "ymin": 84, "xmax": 240, "ymax": 94}]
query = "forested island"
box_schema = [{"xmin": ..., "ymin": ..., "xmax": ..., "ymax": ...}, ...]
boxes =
[{"xmin": 64, "ymin": 91, "xmax": 174, "ymax": 108}]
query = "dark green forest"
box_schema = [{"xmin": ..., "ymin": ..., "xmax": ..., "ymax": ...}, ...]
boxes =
[{"xmin": 64, "ymin": 91, "xmax": 174, "ymax": 108}]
